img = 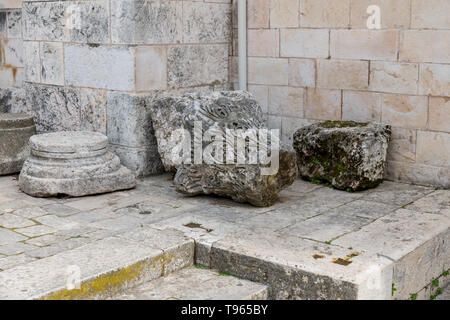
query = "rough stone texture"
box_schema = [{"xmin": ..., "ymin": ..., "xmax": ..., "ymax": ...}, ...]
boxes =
[
  {"xmin": 106, "ymin": 92, "xmax": 164, "ymax": 177},
  {"xmin": 0, "ymin": 113, "xmax": 36, "ymax": 175},
  {"xmin": 148, "ymin": 95, "xmax": 186, "ymax": 173},
  {"xmin": 111, "ymin": 267, "xmax": 268, "ymax": 300},
  {"xmin": 167, "ymin": 45, "xmax": 228, "ymax": 88},
  {"xmin": 293, "ymin": 121, "xmax": 391, "ymax": 191},
  {"xmin": 25, "ymin": 83, "xmax": 107, "ymax": 133},
  {"xmin": 111, "ymin": 0, "xmax": 182, "ymax": 44},
  {"xmin": 0, "ymin": 88, "xmax": 27, "ymax": 113},
  {"xmin": 19, "ymin": 131, "xmax": 136, "ymax": 197},
  {"xmin": 172, "ymin": 91, "xmax": 297, "ymax": 207},
  {"xmin": 0, "ymin": 174, "xmax": 447, "ymax": 299}
]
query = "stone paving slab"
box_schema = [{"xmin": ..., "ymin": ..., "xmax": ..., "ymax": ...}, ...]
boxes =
[
  {"xmin": 0, "ymin": 173, "xmax": 448, "ymax": 300},
  {"xmin": 111, "ymin": 267, "xmax": 268, "ymax": 300},
  {"xmin": 0, "ymin": 228, "xmax": 194, "ymax": 300}
]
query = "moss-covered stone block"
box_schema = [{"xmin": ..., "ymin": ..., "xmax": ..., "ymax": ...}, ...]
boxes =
[{"xmin": 293, "ymin": 121, "xmax": 391, "ymax": 191}]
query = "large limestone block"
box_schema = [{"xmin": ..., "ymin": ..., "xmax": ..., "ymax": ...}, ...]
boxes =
[
  {"xmin": 19, "ymin": 131, "xmax": 136, "ymax": 197},
  {"xmin": 293, "ymin": 121, "xmax": 391, "ymax": 191},
  {"xmin": 169, "ymin": 91, "xmax": 297, "ymax": 207},
  {"xmin": 0, "ymin": 113, "xmax": 36, "ymax": 175}
]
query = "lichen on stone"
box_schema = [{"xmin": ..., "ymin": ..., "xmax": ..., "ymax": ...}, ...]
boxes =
[{"xmin": 293, "ymin": 121, "xmax": 391, "ymax": 191}]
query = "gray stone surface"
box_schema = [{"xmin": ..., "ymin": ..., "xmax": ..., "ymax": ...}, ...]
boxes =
[
  {"xmin": 106, "ymin": 92, "xmax": 164, "ymax": 176},
  {"xmin": 183, "ymin": 2, "xmax": 231, "ymax": 43},
  {"xmin": 0, "ymin": 113, "xmax": 36, "ymax": 175},
  {"xmin": 167, "ymin": 45, "xmax": 228, "ymax": 88},
  {"xmin": 0, "ymin": 173, "xmax": 447, "ymax": 300},
  {"xmin": 6, "ymin": 10, "xmax": 21, "ymax": 38},
  {"xmin": 64, "ymin": 44, "xmax": 135, "ymax": 91},
  {"xmin": 111, "ymin": 267, "xmax": 268, "ymax": 300},
  {"xmin": 171, "ymin": 91, "xmax": 297, "ymax": 207},
  {"xmin": 22, "ymin": 1, "xmax": 70, "ymax": 41},
  {"xmin": 0, "ymin": 88, "xmax": 27, "ymax": 113},
  {"xmin": 19, "ymin": 131, "xmax": 136, "ymax": 197},
  {"xmin": 71, "ymin": 1, "xmax": 110, "ymax": 44},
  {"xmin": 25, "ymin": 83, "xmax": 107, "ymax": 133},
  {"xmin": 294, "ymin": 121, "xmax": 391, "ymax": 191},
  {"xmin": 111, "ymin": 0, "xmax": 182, "ymax": 44},
  {"xmin": 148, "ymin": 95, "xmax": 186, "ymax": 173}
]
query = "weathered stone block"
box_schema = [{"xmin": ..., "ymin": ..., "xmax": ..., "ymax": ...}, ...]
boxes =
[
  {"xmin": 172, "ymin": 91, "xmax": 298, "ymax": 207},
  {"xmin": 300, "ymin": 0, "xmax": 350, "ymax": 28},
  {"xmin": 22, "ymin": 1, "xmax": 70, "ymax": 41},
  {"xmin": 64, "ymin": 44, "xmax": 135, "ymax": 91},
  {"xmin": 111, "ymin": 0, "xmax": 182, "ymax": 44},
  {"xmin": 25, "ymin": 83, "xmax": 106, "ymax": 133},
  {"xmin": 109, "ymin": 144, "xmax": 164, "ymax": 177},
  {"xmin": 429, "ymin": 97, "xmax": 450, "ymax": 133},
  {"xmin": 6, "ymin": 10, "xmax": 21, "ymax": 38},
  {"xmin": 419, "ymin": 63, "xmax": 450, "ymax": 97},
  {"xmin": 0, "ymin": 87, "xmax": 27, "ymax": 114},
  {"xmin": 135, "ymin": 46, "xmax": 167, "ymax": 91},
  {"xmin": 70, "ymin": 1, "xmax": 110, "ymax": 44},
  {"xmin": 248, "ymin": 57, "xmax": 288, "ymax": 86},
  {"xmin": 40, "ymin": 42, "xmax": 64, "ymax": 86},
  {"xmin": 183, "ymin": 2, "xmax": 231, "ymax": 43},
  {"xmin": 1, "ymin": 38, "xmax": 23, "ymax": 67},
  {"xmin": 293, "ymin": 121, "xmax": 391, "ymax": 191},
  {"xmin": 268, "ymin": 86, "xmax": 303, "ymax": 117},
  {"xmin": 317, "ymin": 59, "xmax": 369, "ymax": 90},
  {"xmin": 0, "ymin": 113, "xmax": 36, "ymax": 175},
  {"xmin": 247, "ymin": 0, "xmax": 270, "ymax": 28},
  {"xmin": 146, "ymin": 95, "xmax": 185, "ymax": 173},
  {"xmin": 416, "ymin": 131, "xmax": 450, "ymax": 168},
  {"xmin": 288, "ymin": 58, "xmax": 315, "ymax": 87},
  {"xmin": 331, "ymin": 30, "xmax": 398, "ymax": 61},
  {"xmin": 411, "ymin": 0, "xmax": 450, "ymax": 29},
  {"xmin": 167, "ymin": 45, "xmax": 228, "ymax": 88},
  {"xmin": 399, "ymin": 30, "xmax": 450, "ymax": 64},
  {"xmin": 280, "ymin": 29, "xmax": 329, "ymax": 58},
  {"xmin": 342, "ymin": 91, "xmax": 381, "ymax": 122},
  {"xmin": 0, "ymin": 12, "xmax": 6, "ymax": 34},
  {"xmin": 19, "ymin": 131, "xmax": 136, "ymax": 197},
  {"xmin": 381, "ymin": 94, "xmax": 428, "ymax": 129},
  {"xmin": 369, "ymin": 61, "xmax": 419, "ymax": 95},
  {"xmin": 248, "ymin": 29, "xmax": 279, "ymax": 57},
  {"xmin": 106, "ymin": 92, "xmax": 157, "ymax": 148},
  {"xmin": 304, "ymin": 88, "xmax": 341, "ymax": 121},
  {"xmin": 270, "ymin": 0, "xmax": 299, "ymax": 28},
  {"xmin": 23, "ymin": 41, "xmax": 40, "ymax": 83}
]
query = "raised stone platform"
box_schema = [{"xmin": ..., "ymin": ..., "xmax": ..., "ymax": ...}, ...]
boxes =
[
  {"xmin": 18, "ymin": 131, "xmax": 136, "ymax": 197},
  {"xmin": 0, "ymin": 174, "xmax": 448, "ymax": 300},
  {"xmin": 0, "ymin": 113, "xmax": 36, "ymax": 175}
]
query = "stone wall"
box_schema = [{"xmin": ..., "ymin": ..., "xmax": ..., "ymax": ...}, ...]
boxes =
[
  {"xmin": 0, "ymin": 1, "xmax": 25, "ymax": 113},
  {"xmin": 231, "ymin": 0, "xmax": 450, "ymax": 188},
  {"xmin": 18, "ymin": 0, "xmax": 231, "ymax": 176}
]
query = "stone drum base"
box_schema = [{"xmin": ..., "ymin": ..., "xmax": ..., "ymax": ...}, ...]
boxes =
[
  {"xmin": 0, "ymin": 113, "xmax": 36, "ymax": 175},
  {"xmin": 19, "ymin": 131, "xmax": 136, "ymax": 197}
]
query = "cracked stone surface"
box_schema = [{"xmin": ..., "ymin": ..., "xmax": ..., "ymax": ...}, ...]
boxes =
[
  {"xmin": 0, "ymin": 113, "xmax": 36, "ymax": 176},
  {"xmin": 294, "ymin": 121, "xmax": 391, "ymax": 191},
  {"xmin": 162, "ymin": 91, "xmax": 298, "ymax": 207},
  {"xmin": 0, "ymin": 173, "xmax": 448, "ymax": 300},
  {"xmin": 19, "ymin": 131, "xmax": 136, "ymax": 197}
]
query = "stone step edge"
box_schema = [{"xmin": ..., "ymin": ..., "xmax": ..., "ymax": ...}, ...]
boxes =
[
  {"xmin": 111, "ymin": 266, "xmax": 270, "ymax": 300},
  {"xmin": 32, "ymin": 237, "xmax": 195, "ymax": 300},
  {"xmin": 201, "ymin": 227, "xmax": 449, "ymax": 300}
]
